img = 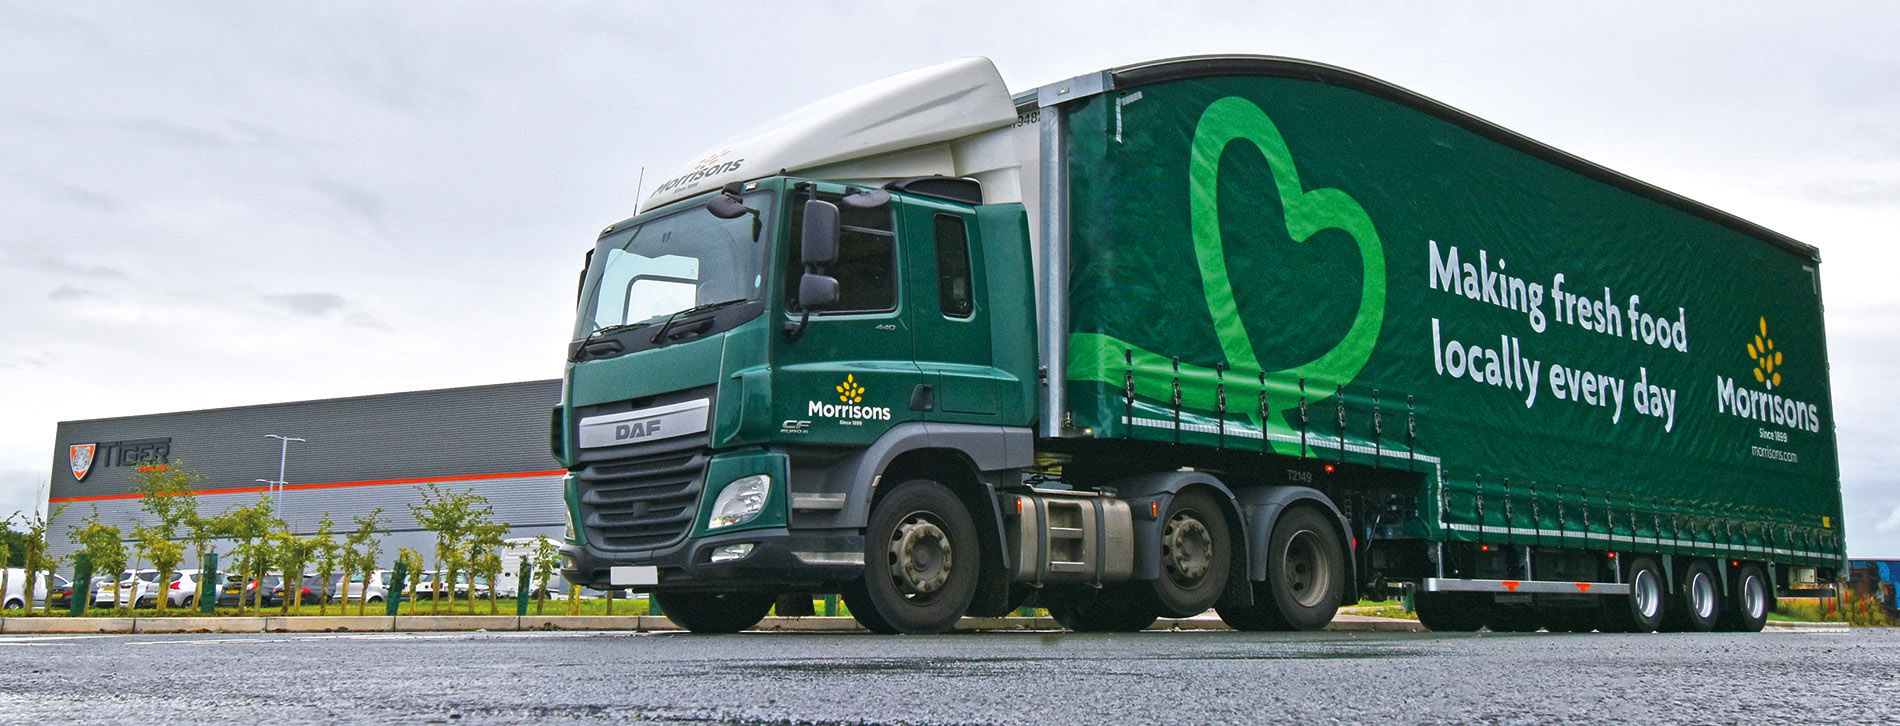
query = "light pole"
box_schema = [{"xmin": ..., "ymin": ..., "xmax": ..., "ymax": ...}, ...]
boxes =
[{"xmin": 264, "ymin": 434, "xmax": 305, "ymax": 530}]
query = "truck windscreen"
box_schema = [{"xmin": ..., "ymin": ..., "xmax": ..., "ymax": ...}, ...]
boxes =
[{"xmin": 575, "ymin": 191, "xmax": 776, "ymax": 340}]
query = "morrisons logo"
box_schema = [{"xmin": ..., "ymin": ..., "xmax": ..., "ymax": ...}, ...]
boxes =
[
  {"xmin": 807, "ymin": 375, "xmax": 891, "ymax": 424},
  {"xmin": 1715, "ymin": 317, "xmax": 1820, "ymax": 433}
]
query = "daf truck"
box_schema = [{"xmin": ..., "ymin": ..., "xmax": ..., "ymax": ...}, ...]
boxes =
[{"xmin": 553, "ymin": 56, "xmax": 1845, "ymax": 635}]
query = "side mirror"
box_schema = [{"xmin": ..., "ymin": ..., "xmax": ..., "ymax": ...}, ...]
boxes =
[
  {"xmin": 801, "ymin": 200, "xmax": 839, "ymax": 265},
  {"xmin": 798, "ymin": 273, "xmax": 839, "ymax": 310}
]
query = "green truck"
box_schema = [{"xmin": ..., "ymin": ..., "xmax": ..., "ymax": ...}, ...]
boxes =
[{"xmin": 553, "ymin": 56, "xmax": 1844, "ymax": 635}]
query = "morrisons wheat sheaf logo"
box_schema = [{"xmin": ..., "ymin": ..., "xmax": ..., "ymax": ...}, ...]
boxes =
[
  {"xmin": 1716, "ymin": 317, "xmax": 1820, "ymax": 433},
  {"xmin": 808, "ymin": 374, "xmax": 891, "ymax": 424}
]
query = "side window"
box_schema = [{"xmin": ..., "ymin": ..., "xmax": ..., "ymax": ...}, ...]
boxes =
[
  {"xmin": 933, "ymin": 215, "xmax": 974, "ymax": 318},
  {"xmin": 788, "ymin": 195, "xmax": 898, "ymax": 313}
]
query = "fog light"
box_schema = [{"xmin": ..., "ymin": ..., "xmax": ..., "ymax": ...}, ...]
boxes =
[
  {"xmin": 710, "ymin": 543, "xmax": 755, "ymax": 563},
  {"xmin": 708, "ymin": 474, "xmax": 771, "ymax": 529}
]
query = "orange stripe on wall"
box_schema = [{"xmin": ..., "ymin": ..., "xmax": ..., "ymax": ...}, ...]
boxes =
[{"xmin": 48, "ymin": 469, "xmax": 566, "ymax": 504}]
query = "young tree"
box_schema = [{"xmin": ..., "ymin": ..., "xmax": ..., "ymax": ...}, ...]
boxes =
[
  {"xmin": 531, "ymin": 536, "xmax": 559, "ymax": 615},
  {"xmin": 271, "ymin": 528, "xmax": 318, "ymax": 615},
  {"xmin": 9, "ymin": 506, "xmax": 64, "ymax": 613},
  {"xmin": 467, "ymin": 521, "xmax": 507, "ymax": 615},
  {"xmin": 310, "ymin": 515, "xmax": 339, "ymax": 616},
  {"xmin": 342, "ymin": 510, "xmax": 383, "ymax": 616},
  {"xmin": 0, "ymin": 541, "xmax": 10, "ymax": 612},
  {"xmin": 218, "ymin": 498, "xmax": 280, "ymax": 615},
  {"xmin": 130, "ymin": 459, "xmax": 202, "ymax": 613},
  {"xmin": 70, "ymin": 511, "xmax": 127, "ymax": 611},
  {"xmin": 397, "ymin": 548, "xmax": 424, "ymax": 615},
  {"xmin": 410, "ymin": 484, "xmax": 490, "ymax": 615},
  {"xmin": 131, "ymin": 526, "xmax": 184, "ymax": 612}
]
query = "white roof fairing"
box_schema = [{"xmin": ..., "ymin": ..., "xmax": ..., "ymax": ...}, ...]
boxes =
[{"xmin": 640, "ymin": 57, "xmax": 1023, "ymax": 212}]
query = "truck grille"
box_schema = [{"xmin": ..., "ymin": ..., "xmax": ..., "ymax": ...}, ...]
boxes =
[{"xmin": 574, "ymin": 436, "xmax": 706, "ymax": 552}]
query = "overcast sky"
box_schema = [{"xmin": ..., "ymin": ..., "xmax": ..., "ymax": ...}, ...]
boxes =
[{"xmin": 3, "ymin": 2, "xmax": 1897, "ymax": 556}]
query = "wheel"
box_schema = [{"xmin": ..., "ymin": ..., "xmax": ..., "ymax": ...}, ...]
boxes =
[
  {"xmin": 1601, "ymin": 556, "xmax": 1666, "ymax": 633},
  {"xmin": 651, "ymin": 591, "xmax": 775, "ymax": 634},
  {"xmin": 1260, "ymin": 506, "xmax": 1345, "ymax": 630},
  {"xmin": 839, "ymin": 580, "xmax": 899, "ymax": 634},
  {"xmin": 1048, "ymin": 586, "xmax": 1159, "ymax": 633},
  {"xmin": 3, "ymin": 599, "xmax": 21, "ymax": 610},
  {"xmin": 859, "ymin": 479, "xmax": 981, "ymax": 634},
  {"xmin": 1487, "ymin": 605, "xmax": 1541, "ymax": 632},
  {"xmin": 369, "ymin": 595, "xmax": 385, "ymax": 604},
  {"xmin": 1665, "ymin": 561, "xmax": 1721, "ymax": 633},
  {"xmin": 1718, "ymin": 564, "xmax": 1770, "ymax": 633},
  {"xmin": 1415, "ymin": 592, "xmax": 1488, "ymax": 632},
  {"xmin": 181, "ymin": 595, "xmax": 194, "ymax": 607},
  {"xmin": 1147, "ymin": 490, "xmax": 1232, "ymax": 618}
]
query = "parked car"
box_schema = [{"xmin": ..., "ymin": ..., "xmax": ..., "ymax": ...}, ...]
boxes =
[
  {"xmin": 330, "ymin": 570, "xmax": 393, "ymax": 604},
  {"xmin": 3, "ymin": 568, "xmax": 51, "ymax": 610},
  {"xmin": 213, "ymin": 572, "xmax": 248, "ymax": 607},
  {"xmin": 94, "ymin": 569, "xmax": 159, "ymax": 609},
  {"xmin": 160, "ymin": 570, "xmax": 206, "ymax": 608}
]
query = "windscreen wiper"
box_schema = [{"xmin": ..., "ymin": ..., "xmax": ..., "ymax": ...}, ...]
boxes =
[{"xmin": 650, "ymin": 298, "xmax": 750, "ymax": 344}]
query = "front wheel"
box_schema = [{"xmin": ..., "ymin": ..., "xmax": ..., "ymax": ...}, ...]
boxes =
[
  {"xmin": 652, "ymin": 591, "xmax": 775, "ymax": 634},
  {"xmin": 1601, "ymin": 556, "xmax": 1666, "ymax": 633},
  {"xmin": 1148, "ymin": 490, "xmax": 1232, "ymax": 618},
  {"xmin": 860, "ymin": 479, "xmax": 981, "ymax": 634}
]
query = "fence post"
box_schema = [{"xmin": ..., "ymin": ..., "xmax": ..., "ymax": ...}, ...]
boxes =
[
  {"xmin": 387, "ymin": 561, "xmax": 408, "ymax": 617},
  {"xmin": 515, "ymin": 563, "xmax": 533, "ymax": 617}
]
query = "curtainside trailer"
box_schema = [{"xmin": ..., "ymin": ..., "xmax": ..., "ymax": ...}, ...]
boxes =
[{"xmin": 553, "ymin": 56, "xmax": 1843, "ymax": 635}]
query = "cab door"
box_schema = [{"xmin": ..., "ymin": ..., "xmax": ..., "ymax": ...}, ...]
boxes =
[
  {"xmin": 771, "ymin": 188, "xmax": 922, "ymax": 445},
  {"xmin": 900, "ymin": 197, "xmax": 1004, "ymax": 421}
]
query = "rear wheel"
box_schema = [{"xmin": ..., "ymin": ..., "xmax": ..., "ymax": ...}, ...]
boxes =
[
  {"xmin": 1718, "ymin": 564, "xmax": 1770, "ymax": 633},
  {"xmin": 1415, "ymin": 592, "xmax": 1488, "ymax": 632},
  {"xmin": 1665, "ymin": 561, "xmax": 1720, "ymax": 633},
  {"xmin": 651, "ymin": 591, "xmax": 775, "ymax": 634},
  {"xmin": 1148, "ymin": 490, "xmax": 1232, "ymax": 618},
  {"xmin": 1218, "ymin": 505, "xmax": 1346, "ymax": 631},
  {"xmin": 1049, "ymin": 586, "xmax": 1158, "ymax": 633},
  {"xmin": 3, "ymin": 599, "xmax": 21, "ymax": 610},
  {"xmin": 1601, "ymin": 556, "xmax": 1666, "ymax": 633},
  {"xmin": 860, "ymin": 479, "xmax": 981, "ymax": 634}
]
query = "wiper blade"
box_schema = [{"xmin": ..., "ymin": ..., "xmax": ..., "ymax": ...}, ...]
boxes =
[
  {"xmin": 581, "ymin": 320, "xmax": 653, "ymax": 344},
  {"xmin": 650, "ymin": 298, "xmax": 749, "ymax": 344}
]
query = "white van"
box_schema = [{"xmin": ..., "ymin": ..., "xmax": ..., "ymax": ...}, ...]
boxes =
[{"xmin": 3, "ymin": 568, "xmax": 52, "ymax": 610}]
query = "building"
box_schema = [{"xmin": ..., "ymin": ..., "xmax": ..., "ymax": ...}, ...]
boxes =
[{"xmin": 46, "ymin": 379, "xmax": 564, "ymax": 569}]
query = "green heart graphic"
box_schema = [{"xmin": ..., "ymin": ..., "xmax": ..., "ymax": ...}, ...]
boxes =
[{"xmin": 1069, "ymin": 95, "xmax": 1387, "ymax": 453}]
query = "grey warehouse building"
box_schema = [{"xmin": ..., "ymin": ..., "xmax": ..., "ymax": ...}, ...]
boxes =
[{"xmin": 46, "ymin": 379, "xmax": 564, "ymax": 569}]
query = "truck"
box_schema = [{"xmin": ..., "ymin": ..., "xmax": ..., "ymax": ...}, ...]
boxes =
[{"xmin": 552, "ymin": 55, "xmax": 1844, "ymax": 635}]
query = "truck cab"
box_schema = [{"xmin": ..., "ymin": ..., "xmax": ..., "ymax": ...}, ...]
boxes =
[{"xmin": 555, "ymin": 172, "xmax": 1038, "ymax": 631}]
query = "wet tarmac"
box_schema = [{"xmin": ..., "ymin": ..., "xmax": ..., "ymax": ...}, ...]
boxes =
[{"xmin": 2, "ymin": 628, "xmax": 1895, "ymax": 724}]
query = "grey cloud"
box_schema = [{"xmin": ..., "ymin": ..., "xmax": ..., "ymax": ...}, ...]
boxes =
[
  {"xmin": 262, "ymin": 292, "xmax": 349, "ymax": 317},
  {"xmin": 307, "ymin": 176, "xmax": 387, "ymax": 225},
  {"xmin": 47, "ymin": 285, "xmax": 95, "ymax": 301},
  {"xmin": 345, "ymin": 312, "xmax": 392, "ymax": 331}
]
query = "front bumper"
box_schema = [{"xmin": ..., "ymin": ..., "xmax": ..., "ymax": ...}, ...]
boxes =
[{"xmin": 561, "ymin": 526, "xmax": 863, "ymax": 592}]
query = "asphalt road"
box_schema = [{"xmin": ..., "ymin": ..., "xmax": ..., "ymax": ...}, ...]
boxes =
[{"xmin": 2, "ymin": 628, "xmax": 1895, "ymax": 724}]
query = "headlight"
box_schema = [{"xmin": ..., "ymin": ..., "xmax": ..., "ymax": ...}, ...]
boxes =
[{"xmin": 708, "ymin": 474, "xmax": 770, "ymax": 529}]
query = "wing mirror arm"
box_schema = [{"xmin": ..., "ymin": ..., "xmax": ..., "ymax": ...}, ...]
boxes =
[{"xmin": 785, "ymin": 199, "xmax": 841, "ymax": 341}]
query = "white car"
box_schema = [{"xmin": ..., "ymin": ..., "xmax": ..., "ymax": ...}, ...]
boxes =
[
  {"xmin": 164, "ymin": 569, "xmax": 207, "ymax": 608},
  {"xmin": 331, "ymin": 570, "xmax": 394, "ymax": 604},
  {"xmin": 94, "ymin": 569, "xmax": 160, "ymax": 608},
  {"xmin": 3, "ymin": 568, "xmax": 51, "ymax": 610}
]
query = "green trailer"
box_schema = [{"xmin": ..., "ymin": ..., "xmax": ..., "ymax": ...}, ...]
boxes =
[{"xmin": 553, "ymin": 56, "xmax": 1843, "ymax": 635}]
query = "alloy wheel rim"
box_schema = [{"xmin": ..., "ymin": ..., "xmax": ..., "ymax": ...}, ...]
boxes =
[
  {"xmin": 1691, "ymin": 572, "xmax": 1717, "ymax": 620},
  {"xmin": 1283, "ymin": 530, "xmax": 1332, "ymax": 608},
  {"xmin": 1744, "ymin": 574, "xmax": 1767, "ymax": 620},
  {"xmin": 1634, "ymin": 569, "xmax": 1661, "ymax": 619}
]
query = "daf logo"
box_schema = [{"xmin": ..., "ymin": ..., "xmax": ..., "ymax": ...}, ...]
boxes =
[{"xmin": 614, "ymin": 419, "xmax": 662, "ymax": 441}]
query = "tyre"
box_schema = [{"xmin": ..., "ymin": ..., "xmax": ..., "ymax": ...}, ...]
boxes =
[
  {"xmin": 1601, "ymin": 556, "xmax": 1666, "ymax": 633},
  {"xmin": 369, "ymin": 595, "xmax": 385, "ymax": 604},
  {"xmin": 651, "ymin": 591, "xmax": 775, "ymax": 634},
  {"xmin": 1718, "ymin": 564, "xmax": 1770, "ymax": 633},
  {"xmin": 1487, "ymin": 605, "xmax": 1541, "ymax": 632},
  {"xmin": 839, "ymin": 580, "xmax": 898, "ymax": 634},
  {"xmin": 1049, "ymin": 586, "xmax": 1159, "ymax": 633},
  {"xmin": 1260, "ymin": 506, "xmax": 1345, "ymax": 631},
  {"xmin": 3, "ymin": 599, "xmax": 21, "ymax": 611},
  {"xmin": 1415, "ymin": 592, "xmax": 1488, "ymax": 632},
  {"xmin": 1665, "ymin": 560, "xmax": 1720, "ymax": 633},
  {"xmin": 1215, "ymin": 584, "xmax": 1289, "ymax": 631},
  {"xmin": 1147, "ymin": 490, "xmax": 1232, "ymax": 618},
  {"xmin": 860, "ymin": 479, "xmax": 981, "ymax": 634}
]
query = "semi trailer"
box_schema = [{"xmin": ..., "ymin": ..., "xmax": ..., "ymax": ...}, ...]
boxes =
[{"xmin": 553, "ymin": 55, "xmax": 1844, "ymax": 635}]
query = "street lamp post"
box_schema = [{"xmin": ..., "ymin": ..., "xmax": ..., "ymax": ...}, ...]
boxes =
[{"xmin": 264, "ymin": 434, "xmax": 306, "ymax": 530}]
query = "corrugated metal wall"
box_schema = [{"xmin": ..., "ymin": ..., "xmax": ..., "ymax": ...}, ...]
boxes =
[{"xmin": 46, "ymin": 379, "xmax": 565, "ymax": 569}]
